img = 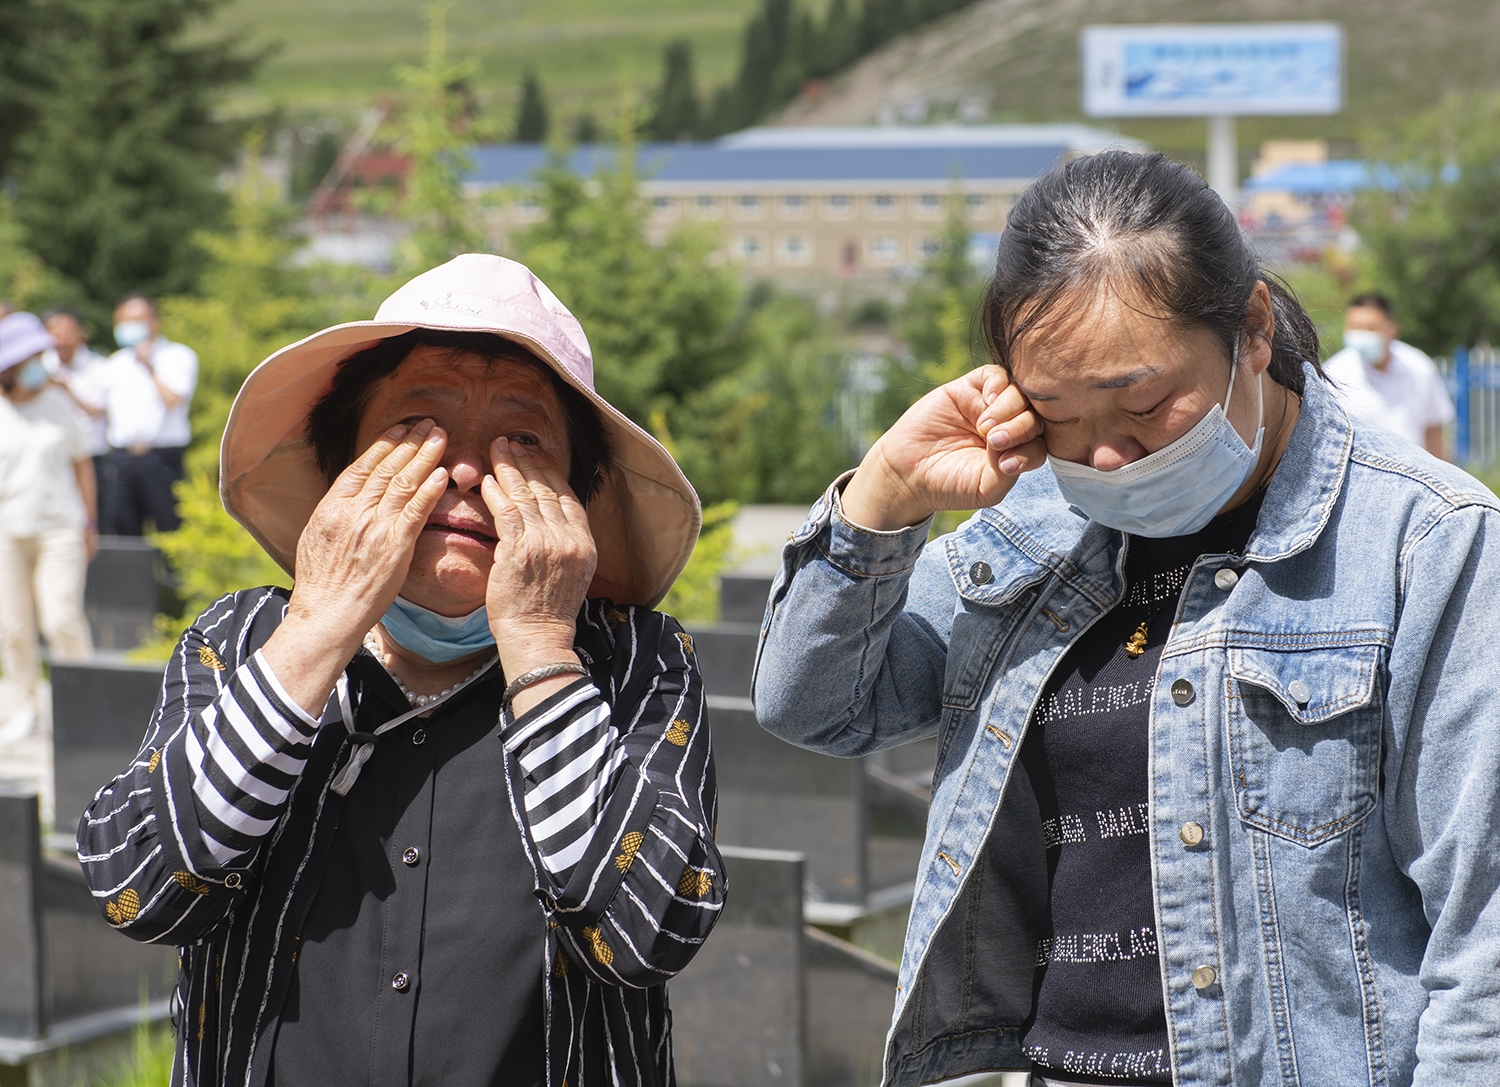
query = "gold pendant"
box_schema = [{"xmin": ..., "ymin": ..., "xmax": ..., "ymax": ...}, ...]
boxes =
[{"xmin": 1125, "ymin": 621, "xmax": 1149, "ymax": 659}]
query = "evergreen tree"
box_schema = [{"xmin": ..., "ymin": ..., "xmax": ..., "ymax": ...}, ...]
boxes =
[
  {"xmin": 386, "ymin": 8, "xmax": 482, "ymax": 271},
  {"xmin": 646, "ymin": 40, "xmax": 701, "ymax": 142},
  {"xmin": 515, "ymin": 69, "xmax": 549, "ymax": 142},
  {"xmin": 572, "ymin": 112, "xmax": 600, "ymax": 144},
  {"xmin": 809, "ymin": 0, "xmax": 860, "ymax": 78},
  {"xmin": 0, "ymin": 0, "xmax": 41, "ymax": 180},
  {"xmin": 10, "ymin": 0, "xmax": 260, "ymax": 313},
  {"xmin": 861, "ymin": 0, "xmax": 913, "ymax": 51}
]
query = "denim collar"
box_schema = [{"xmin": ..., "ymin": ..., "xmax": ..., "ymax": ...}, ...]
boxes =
[{"xmin": 982, "ymin": 363, "xmax": 1349, "ymax": 572}]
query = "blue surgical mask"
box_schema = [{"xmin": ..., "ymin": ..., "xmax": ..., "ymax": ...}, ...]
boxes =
[
  {"xmin": 16, "ymin": 357, "xmax": 49, "ymax": 392},
  {"xmin": 378, "ymin": 596, "xmax": 495, "ymax": 663},
  {"xmin": 1342, "ymin": 329, "xmax": 1387, "ymax": 365},
  {"xmin": 1046, "ymin": 350, "xmax": 1265, "ymax": 538},
  {"xmin": 114, "ymin": 321, "xmax": 150, "ymax": 348}
]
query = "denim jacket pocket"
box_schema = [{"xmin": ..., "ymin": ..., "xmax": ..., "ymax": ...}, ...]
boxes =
[{"xmin": 1225, "ymin": 641, "xmax": 1385, "ymax": 847}]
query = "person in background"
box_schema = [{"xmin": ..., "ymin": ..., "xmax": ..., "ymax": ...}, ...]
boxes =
[
  {"xmin": 0, "ymin": 312, "xmax": 96, "ymax": 741},
  {"xmin": 101, "ymin": 292, "xmax": 198, "ymax": 534},
  {"xmin": 1324, "ymin": 292, "xmax": 1454, "ymax": 459},
  {"xmin": 42, "ymin": 308, "xmax": 112, "ymax": 523}
]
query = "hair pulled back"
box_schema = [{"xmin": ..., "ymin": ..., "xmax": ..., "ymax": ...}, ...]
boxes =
[{"xmin": 980, "ymin": 151, "xmax": 1321, "ymax": 394}]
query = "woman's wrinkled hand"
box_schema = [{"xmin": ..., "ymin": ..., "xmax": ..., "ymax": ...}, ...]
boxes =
[
  {"xmin": 841, "ymin": 364, "xmax": 1046, "ymax": 530},
  {"xmin": 273, "ymin": 421, "xmax": 449, "ymax": 673},
  {"xmin": 480, "ymin": 439, "xmax": 598, "ymax": 678}
]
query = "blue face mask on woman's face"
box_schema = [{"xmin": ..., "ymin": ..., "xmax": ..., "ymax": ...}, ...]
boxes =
[
  {"xmin": 379, "ymin": 595, "xmax": 496, "ymax": 663},
  {"xmin": 15, "ymin": 357, "xmax": 49, "ymax": 392},
  {"xmin": 1046, "ymin": 346, "xmax": 1265, "ymax": 538}
]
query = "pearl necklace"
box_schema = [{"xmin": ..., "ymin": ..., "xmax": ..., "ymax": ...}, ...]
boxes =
[{"xmin": 363, "ymin": 632, "xmax": 496, "ymax": 708}]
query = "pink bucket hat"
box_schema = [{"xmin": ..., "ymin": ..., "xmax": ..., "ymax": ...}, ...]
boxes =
[{"xmin": 220, "ymin": 253, "xmax": 701, "ymax": 609}]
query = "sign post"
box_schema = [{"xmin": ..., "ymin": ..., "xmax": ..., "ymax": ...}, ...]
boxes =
[{"xmin": 1081, "ymin": 23, "xmax": 1344, "ymax": 206}]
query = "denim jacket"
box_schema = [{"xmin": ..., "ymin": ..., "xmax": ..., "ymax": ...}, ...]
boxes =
[{"xmin": 753, "ymin": 369, "xmax": 1500, "ymax": 1087}]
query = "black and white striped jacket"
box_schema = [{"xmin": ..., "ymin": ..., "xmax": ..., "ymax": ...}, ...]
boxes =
[{"xmin": 77, "ymin": 587, "xmax": 722, "ymax": 1086}]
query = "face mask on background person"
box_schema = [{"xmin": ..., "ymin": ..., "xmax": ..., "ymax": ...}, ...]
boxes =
[
  {"xmin": 1342, "ymin": 328, "xmax": 1388, "ymax": 365},
  {"xmin": 114, "ymin": 320, "xmax": 151, "ymax": 348},
  {"xmin": 1046, "ymin": 342, "xmax": 1265, "ymax": 538},
  {"xmin": 379, "ymin": 595, "xmax": 496, "ymax": 663},
  {"xmin": 16, "ymin": 357, "xmax": 50, "ymax": 392}
]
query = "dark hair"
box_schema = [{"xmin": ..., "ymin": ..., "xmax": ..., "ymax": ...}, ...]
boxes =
[
  {"xmin": 980, "ymin": 151, "xmax": 1322, "ymax": 395},
  {"xmin": 1347, "ymin": 292, "xmax": 1394, "ymax": 318},
  {"xmin": 305, "ymin": 330, "xmax": 613, "ymax": 506},
  {"xmin": 115, "ymin": 292, "xmax": 158, "ymax": 315},
  {"xmin": 42, "ymin": 306, "xmax": 86, "ymax": 327}
]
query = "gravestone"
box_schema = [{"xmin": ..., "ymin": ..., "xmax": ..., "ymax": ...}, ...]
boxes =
[
  {"xmin": 709, "ymin": 696, "xmax": 868, "ymax": 905},
  {"xmin": 0, "ymin": 786, "xmax": 174, "ymax": 1081},
  {"xmin": 672, "ymin": 846, "xmax": 806, "ymax": 1087},
  {"xmin": 671, "ymin": 845, "xmax": 907, "ymax": 1087},
  {"xmin": 719, "ymin": 574, "xmax": 774, "ymax": 625},
  {"xmin": 51, "ymin": 660, "xmax": 164, "ymax": 835},
  {"xmin": 84, "ymin": 537, "xmax": 174, "ymax": 651}
]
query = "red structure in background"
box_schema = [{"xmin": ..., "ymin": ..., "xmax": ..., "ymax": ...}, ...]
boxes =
[{"xmin": 306, "ymin": 103, "xmax": 412, "ymax": 221}]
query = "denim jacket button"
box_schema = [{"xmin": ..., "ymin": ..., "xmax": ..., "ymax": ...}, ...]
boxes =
[
  {"xmin": 1191, "ymin": 965, "xmax": 1217, "ymax": 990},
  {"xmin": 969, "ymin": 561, "xmax": 993, "ymax": 585},
  {"xmin": 1171, "ymin": 679, "xmax": 1195, "ymax": 706},
  {"xmin": 1213, "ymin": 568, "xmax": 1239, "ymax": 591},
  {"xmin": 1179, "ymin": 822, "xmax": 1205, "ymax": 847},
  {"xmin": 1288, "ymin": 680, "xmax": 1312, "ymax": 706}
]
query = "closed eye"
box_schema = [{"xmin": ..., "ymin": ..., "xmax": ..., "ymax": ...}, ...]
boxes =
[{"xmin": 1127, "ymin": 398, "xmax": 1168, "ymax": 419}]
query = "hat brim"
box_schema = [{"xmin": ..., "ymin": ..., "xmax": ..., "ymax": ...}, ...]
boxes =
[
  {"xmin": 0, "ymin": 330, "xmax": 55, "ymax": 372},
  {"xmin": 220, "ymin": 320, "xmax": 701, "ymax": 609}
]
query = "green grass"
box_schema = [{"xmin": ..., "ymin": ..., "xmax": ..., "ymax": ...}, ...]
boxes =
[{"xmin": 215, "ymin": 0, "xmax": 767, "ymax": 122}]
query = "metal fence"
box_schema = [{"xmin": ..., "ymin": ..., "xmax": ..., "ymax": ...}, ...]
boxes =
[{"xmin": 1437, "ymin": 347, "xmax": 1500, "ymax": 467}]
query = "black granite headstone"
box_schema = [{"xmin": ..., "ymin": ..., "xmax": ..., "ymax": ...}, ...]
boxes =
[
  {"xmin": 719, "ymin": 575, "xmax": 774, "ymax": 624},
  {"xmin": 51, "ymin": 660, "xmax": 165, "ymax": 834},
  {"xmin": 671, "ymin": 845, "xmax": 805, "ymax": 1087},
  {"xmin": 84, "ymin": 537, "xmax": 174, "ymax": 651},
  {"xmin": 0, "ymin": 788, "xmax": 45, "ymax": 1040},
  {"xmin": 0, "ymin": 787, "xmax": 174, "ymax": 1050},
  {"xmin": 709, "ymin": 696, "xmax": 868, "ymax": 905}
]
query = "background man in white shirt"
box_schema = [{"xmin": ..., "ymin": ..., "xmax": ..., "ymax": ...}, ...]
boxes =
[
  {"xmin": 42, "ymin": 307, "xmax": 112, "ymax": 527},
  {"xmin": 101, "ymin": 292, "xmax": 198, "ymax": 534},
  {"xmin": 1324, "ymin": 293, "xmax": 1455, "ymax": 460}
]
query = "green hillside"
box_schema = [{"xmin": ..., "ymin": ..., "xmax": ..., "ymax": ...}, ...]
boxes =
[
  {"xmin": 216, "ymin": 0, "xmax": 764, "ymax": 121},
  {"xmin": 773, "ymin": 0, "xmax": 1500, "ymax": 161},
  {"xmin": 216, "ymin": 0, "xmax": 1500, "ymax": 156}
]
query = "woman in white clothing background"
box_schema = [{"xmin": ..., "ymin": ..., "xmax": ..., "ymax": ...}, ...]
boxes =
[{"xmin": 0, "ymin": 310, "xmax": 97, "ymax": 739}]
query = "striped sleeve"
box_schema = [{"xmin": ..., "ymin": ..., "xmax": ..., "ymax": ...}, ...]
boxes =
[
  {"xmin": 75, "ymin": 588, "xmax": 318, "ymax": 945},
  {"xmin": 501, "ymin": 603, "xmax": 724, "ymax": 989},
  {"xmin": 502, "ymin": 681, "xmax": 628, "ymax": 882},
  {"xmin": 184, "ymin": 650, "xmax": 322, "ymax": 866}
]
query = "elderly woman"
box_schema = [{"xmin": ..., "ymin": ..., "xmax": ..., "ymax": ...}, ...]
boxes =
[
  {"xmin": 80, "ymin": 255, "xmax": 721, "ymax": 1087},
  {"xmin": 0, "ymin": 311, "xmax": 96, "ymax": 739},
  {"xmin": 756, "ymin": 152, "xmax": 1500, "ymax": 1087}
]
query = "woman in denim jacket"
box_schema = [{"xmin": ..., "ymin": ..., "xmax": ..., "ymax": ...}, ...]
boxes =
[{"xmin": 754, "ymin": 151, "xmax": 1500, "ymax": 1087}]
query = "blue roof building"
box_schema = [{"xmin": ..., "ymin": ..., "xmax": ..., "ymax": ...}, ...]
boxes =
[{"xmin": 470, "ymin": 125, "xmax": 1144, "ymax": 278}]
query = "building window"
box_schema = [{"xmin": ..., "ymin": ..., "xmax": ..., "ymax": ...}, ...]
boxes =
[
  {"xmin": 966, "ymin": 194, "xmax": 988, "ymax": 211},
  {"xmin": 695, "ymin": 195, "xmax": 720, "ymax": 216},
  {"xmin": 734, "ymin": 194, "xmax": 764, "ymax": 219},
  {"xmin": 781, "ymin": 194, "xmax": 807, "ymax": 216},
  {"xmin": 517, "ymin": 195, "xmax": 542, "ymax": 219},
  {"xmin": 778, "ymin": 234, "xmax": 810, "ymax": 263},
  {"xmin": 872, "ymin": 194, "xmax": 897, "ymax": 215},
  {"xmin": 918, "ymin": 193, "xmax": 941, "ymax": 210},
  {"xmin": 870, "ymin": 236, "xmax": 899, "ymax": 262},
  {"xmin": 825, "ymin": 194, "xmax": 853, "ymax": 217},
  {"xmin": 736, "ymin": 234, "xmax": 765, "ymax": 262},
  {"xmin": 919, "ymin": 236, "xmax": 941, "ymax": 258},
  {"xmin": 652, "ymin": 196, "xmax": 673, "ymax": 211}
]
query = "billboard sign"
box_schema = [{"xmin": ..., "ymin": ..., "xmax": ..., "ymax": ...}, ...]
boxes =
[{"xmin": 1082, "ymin": 23, "xmax": 1343, "ymax": 117}]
